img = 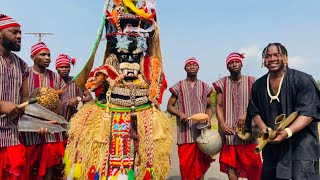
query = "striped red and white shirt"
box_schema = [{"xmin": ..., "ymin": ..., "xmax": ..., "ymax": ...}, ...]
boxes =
[
  {"xmin": 60, "ymin": 77, "xmax": 83, "ymax": 121},
  {"xmin": 0, "ymin": 53, "xmax": 29, "ymax": 147},
  {"xmin": 20, "ymin": 67, "xmax": 65, "ymax": 146},
  {"xmin": 169, "ymin": 79, "xmax": 212, "ymax": 145},
  {"xmin": 213, "ymin": 75, "xmax": 256, "ymax": 145}
]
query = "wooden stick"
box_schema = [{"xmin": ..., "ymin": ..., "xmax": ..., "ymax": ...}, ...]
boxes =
[{"xmin": 0, "ymin": 98, "xmax": 38, "ymax": 118}]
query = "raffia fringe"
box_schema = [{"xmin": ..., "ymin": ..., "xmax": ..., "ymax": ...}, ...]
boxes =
[{"xmin": 65, "ymin": 101, "xmax": 173, "ymax": 180}]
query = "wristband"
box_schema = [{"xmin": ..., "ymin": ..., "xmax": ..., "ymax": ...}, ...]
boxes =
[
  {"xmin": 284, "ymin": 128, "xmax": 292, "ymax": 139},
  {"xmin": 76, "ymin": 96, "xmax": 82, "ymax": 102}
]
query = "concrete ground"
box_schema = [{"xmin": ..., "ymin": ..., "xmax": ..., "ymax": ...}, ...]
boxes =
[
  {"xmin": 167, "ymin": 139, "xmax": 229, "ymax": 180},
  {"xmin": 167, "ymin": 117, "xmax": 245, "ymax": 180},
  {"xmin": 166, "ymin": 117, "xmax": 320, "ymax": 180}
]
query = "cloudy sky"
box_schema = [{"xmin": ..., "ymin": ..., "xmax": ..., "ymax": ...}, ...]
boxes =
[{"xmin": 1, "ymin": 0, "xmax": 319, "ymax": 109}]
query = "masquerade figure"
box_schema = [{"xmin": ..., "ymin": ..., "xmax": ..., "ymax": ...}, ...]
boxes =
[
  {"xmin": 245, "ymin": 43, "xmax": 320, "ymax": 179},
  {"xmin": 167, "ymin": 57, "xmax": 213, "ymax": 180},
  {"xmin": 213, "ymin": 52, "xmax": 262, "ymax": 180},
  {"xmin": 64, "ymin": 1, "xmax": 172, "ymax": 179},
  {"xmin": 21, "ymin": 42, "xmax": 66, "ymax": 180},
  {"xmin": 0, "ymin": 14, "xmax": 28, "ymax": 180},
  {"xmin": 55, "ymin": 54, "xmax": 92, "ymax": 122}
]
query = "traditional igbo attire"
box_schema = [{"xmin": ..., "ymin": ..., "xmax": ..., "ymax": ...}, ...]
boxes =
[
  {"xmin": 0, "ymin": 53, "xmax": 28, "ymax": 179},
  {"xmin": 20, "ymin": 67, "xmax": 65, "ymax": 179},
  {"xmin": 60, "ymin": 76, "xmax": 83, "ymax": 121},
  {"xmin": 169, "ymin": 79, "xmax": 213, "ymax": 180},
  {"xmin": 213, "ymin": 75, "xmax": 262, "ymax": 179},
  {"xmin": 245, "ymin": 67, "xmax": 320, "ymax": 180}
]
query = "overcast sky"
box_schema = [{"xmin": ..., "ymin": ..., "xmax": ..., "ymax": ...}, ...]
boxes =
[{"xmin": 1, "ymin": 0, "xmax": 319, "ymax": 109}]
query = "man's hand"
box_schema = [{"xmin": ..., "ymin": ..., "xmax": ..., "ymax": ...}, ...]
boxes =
[
  {"xmin": 221, "ymin": 124, "xmax": 235, "ymax": 135},
  {"xmin": 0, "ymin": 101, "xmax": 23, "ymax": 117},
  {"xmin": 38, "ymin": 127, "xmax": 49, "ymax": 135},
  {"xmin": 179, "ymin": 112, "xmax": 188, "ymax": 122},
  {"xmin": 237, "ymin": 113, "xmax": 246, "ymax": 132},
  {"xmin": 269, "ymin": 130, "xmax": 288, "ymax": 144},
  {"xmin": 37, "ymin": 121, "xmax": 59, "ymax": 134},
  {"xmin": 66, "ymin": 97, "xmax": 79, "ymax": 106}
]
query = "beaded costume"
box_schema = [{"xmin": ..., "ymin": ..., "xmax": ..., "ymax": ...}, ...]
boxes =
[{"xmin": 64, "ymin": 1, "xmax": 173, "ymax": 179}]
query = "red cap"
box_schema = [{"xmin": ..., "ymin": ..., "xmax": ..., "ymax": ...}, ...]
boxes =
[
  {"xmin": 31, "ymin": 42, "xmax": 50, "ymax": 56},
  {"xmin": 55, "ymin": 54, "xmax": 76, "ymax": 68},
  {"xmin": 226, "ymin": 52, "xmax": 245, "ymax": 65},
  {"xmin": 0, "ymin": 14, "xmax": 20, "ymax": 30},
  {"xmin": 185, "ymin": 57, "xmax": 199, "ymax": 66}
]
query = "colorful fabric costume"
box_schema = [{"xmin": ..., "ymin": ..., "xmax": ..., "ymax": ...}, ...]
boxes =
[
  {"xmin": 169, "ymin": 79, "xmax": 213, "ymax": 180},
  {"xmin": 0, "ymin": 14, "xmax": 28, "ymax": 179},
  {"xmin": 60, "ymin": 77, "xmax": 83, "ymax": 121},
  {"xmin": 0, "ymin": 53, "xmax": 28, "ymax": 179},
  {"xmin": 21, "ymin": 63, "xmax": 65, "ymax": 179},
  {"xmin": 245, "ymin": 67, "xmax": 320, "ymax": 179},
  {"xmin": 64, "ymin": 1, "xmax": 173, "ymax": 179},
  {"xmin": 213, "ymin": 75, "xmax": 262, "ymax": 179},
  {"xmin": 55, "ymin": 54, "xmax": 83, "ymax": 121}
]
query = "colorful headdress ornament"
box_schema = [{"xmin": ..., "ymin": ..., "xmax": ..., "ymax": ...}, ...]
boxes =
[
  {"xmin": 31, "ymin": 42, "xmax": 50, "ymax": 56},
  {"xmin": 226, "ymin": 52, "xmax": 245, "ymax": 66},
  {"xmin": 0, "ymin": 14, "xmax": 20, "ymax": 30},
  {"xmin": 105, "ymin": 0, "xmax": 157, "ymax": 37},
  {"xmin": 55, "ymin": 54, "xmax": 76, "ymax": 69},
  {"xmin": 73, "ymin": 0, "xmax": 161, "ymax": 89}
]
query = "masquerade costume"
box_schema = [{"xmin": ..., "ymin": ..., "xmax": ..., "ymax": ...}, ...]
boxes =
[{"xmin": 64, "ymin": 1, "xmax": 172, "ymax": 179}]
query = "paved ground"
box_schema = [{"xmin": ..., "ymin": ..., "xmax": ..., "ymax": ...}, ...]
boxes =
[
  {"xmin": 167, "ymin": 138, "xmax": 229, "ymax": 180},
  {"xmin": 166, "ymin": 117, "xmax": 320, "ymax": 180},
  {"xmin": 167, "ymin": 117, "xmax": 241, "ymax": 180}
]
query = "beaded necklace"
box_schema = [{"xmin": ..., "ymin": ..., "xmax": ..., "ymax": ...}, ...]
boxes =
[{"xmin": 266, "ymin": 73, "xmax": 285, "ymax": 103}]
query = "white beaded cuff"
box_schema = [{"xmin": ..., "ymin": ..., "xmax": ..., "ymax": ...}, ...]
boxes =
[{"xmin": 284, "ymin": 128, "xmax": 293, "ymax": 139}]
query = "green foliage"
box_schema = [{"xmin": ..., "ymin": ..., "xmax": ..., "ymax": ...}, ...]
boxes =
[
  {"xmin": 317, "ymin": 80, "xmax": 320, "ymax": 90},
  {"xmin": 210, "ymin": 89, "xmax": 217, "ymax": 111}
]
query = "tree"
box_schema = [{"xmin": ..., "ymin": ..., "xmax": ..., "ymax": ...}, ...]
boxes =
[
  {"xmin": 210, "ymin": 89, "xmax": 217, "ymax": 113},
  {"xmin": 317, "ymin": 80, "xmax": 320, "ymax": 90}
]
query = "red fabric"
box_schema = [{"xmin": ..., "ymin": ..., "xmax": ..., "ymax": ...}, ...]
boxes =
[
  {"xmin": 226, "ymin": 52, "xmax": 245, "ymax": 65},
  {"xmin": 219, "ymin": 144, "xmax": 262, "ymax": 180},
  {"xmin": 24, "ymin": 142, "xmax": 65, "ymax": 179},
  {"xmin": 178, "ymin": 143, "xmax": 213, "ymax": 180},
  {"xmin": 0, "ymin": 144, "xmax": 26, "ymax": 180},
  {"xmin": 184, "ymin": 57, "xmax": 199, "ymax": 66},
  {"xmin": 55, "ymin": 54, "xmax": 76, "ymax": 68},
  {"xmin": 31, "ymin": 42, "xmax": 50, "ymax": 56},
  {"xmin": 157, "ymin": 73, "xmax": 167, "ymax": 104},
  {"xmin": 143, "ymin": 55, "xmax": 151, "ymax": 82},
  {"xmin": 0, "ymin": 14, "xmax": 20, "ymax": 30}
]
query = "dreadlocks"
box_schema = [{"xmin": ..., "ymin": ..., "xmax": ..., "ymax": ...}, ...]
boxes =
[{"xmin": 261, "ymin": 43, "xmax": 288, "ymax": 67}]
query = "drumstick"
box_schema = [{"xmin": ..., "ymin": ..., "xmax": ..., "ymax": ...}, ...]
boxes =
[
  {"xmin": 188, "ymin": 113, "xmax": 209, "ymax": 122},
  {"xmin": 1, "ymin": 87, "xmax": 65, "ymax": 118},
  {"xmin": 0, "ymin": 98, "xmax": 38, "ymax": 118}
]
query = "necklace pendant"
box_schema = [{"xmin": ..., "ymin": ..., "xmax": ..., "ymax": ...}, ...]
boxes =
[{"xmin": 269, "ymin": 96, "xmax": 280, "ymax": 104}]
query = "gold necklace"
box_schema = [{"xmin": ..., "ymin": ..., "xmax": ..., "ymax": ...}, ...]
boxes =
[{"xmin": 267, "ymin": 73, "xmax": 285, "ymax": 103}]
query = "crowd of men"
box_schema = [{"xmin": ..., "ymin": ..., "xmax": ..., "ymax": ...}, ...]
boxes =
[
  {"xmin": 0, "ymin": 14, "xmax": 92, "ymax": 179},
  {"xmin": 0, "ymin": 14, "xmax": 319, "ymax": 180}
]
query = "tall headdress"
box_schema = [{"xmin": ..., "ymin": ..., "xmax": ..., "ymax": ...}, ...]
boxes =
[{"xmin": 73, "ymin": 0, "xmax": 161, "ymax": 89}]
